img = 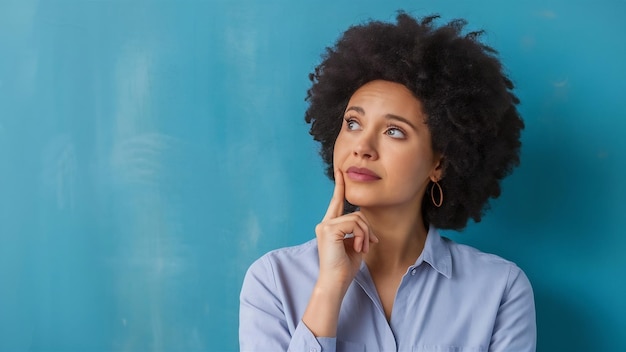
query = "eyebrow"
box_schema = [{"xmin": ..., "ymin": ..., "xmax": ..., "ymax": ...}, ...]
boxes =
[{"xmin": 345, "ymin": 106, "xmax": 417, "ymax": 130}]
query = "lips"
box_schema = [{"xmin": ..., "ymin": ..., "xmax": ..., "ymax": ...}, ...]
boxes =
[{"xmin": 346, "ymin": 166, "xmax": 381, "ymax": 182}]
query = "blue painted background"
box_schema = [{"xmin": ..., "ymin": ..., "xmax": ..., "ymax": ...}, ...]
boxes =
[{"xmin": 1, "ymin": 0, "xmax": 624, "ymax": 351}]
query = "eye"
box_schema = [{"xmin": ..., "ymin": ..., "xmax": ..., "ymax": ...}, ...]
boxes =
[
  {"xmin": 385, "ymin": 126, "xmax": 406, "ymax": 139},
  {"xmin": 345, "ymin": 118, "xmax": 361, "ymax": 131}
]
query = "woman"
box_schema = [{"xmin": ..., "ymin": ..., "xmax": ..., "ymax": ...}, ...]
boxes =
[{"xmin": 240, "ymin": 12, "xmax": 536, "ymax": 351}]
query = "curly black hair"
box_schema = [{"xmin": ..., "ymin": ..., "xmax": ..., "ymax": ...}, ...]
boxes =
[{"xmin": 305, "ymin": 12, "xmax": 524, "ymax": 231}]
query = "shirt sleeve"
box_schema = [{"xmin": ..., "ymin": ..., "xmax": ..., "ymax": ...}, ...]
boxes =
[
  {"xmin": 239, "ymin": 255, "xmax": 337, "ymax": 352},
  {"xmin": 489, "ymin": 265, "xmax": 537, "ymax": 352}
]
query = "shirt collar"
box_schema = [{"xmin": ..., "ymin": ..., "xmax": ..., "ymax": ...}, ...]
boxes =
[{"xmin": 415, "ymin": 225, "xmax": 452, "ymax": 278}]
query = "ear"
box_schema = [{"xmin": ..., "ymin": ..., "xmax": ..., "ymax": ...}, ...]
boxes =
[{"xmin": 430, "ymin": 155, "xmax": 445, "ymax": 182}]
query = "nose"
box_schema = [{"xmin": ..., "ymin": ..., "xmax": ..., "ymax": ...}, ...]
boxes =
[{"xmin": 353, "ymin": 131, "xmax": 378, "ymax": 160}]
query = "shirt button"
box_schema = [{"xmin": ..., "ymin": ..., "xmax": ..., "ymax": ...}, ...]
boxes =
[
  {"xmin": 309, "ymin": 348, "xmax": 318, "ymax": 352},
  {"xmin": 411, "ymin": 268, "xmax": 417, "ymax": 276}
]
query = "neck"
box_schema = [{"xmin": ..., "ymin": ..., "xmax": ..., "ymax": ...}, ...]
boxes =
[{"xmin": 360, "ymin": 205, "xmax": 429, "ymax": 272}]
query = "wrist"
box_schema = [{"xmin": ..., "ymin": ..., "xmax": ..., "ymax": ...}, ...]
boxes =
[
  {"xmin": 316, "ymin": 272, "xmax": 353, "ymax": 295},
  {"xmin": 312, "ymin": 281, "xmax": 347, "ymax": 304},
  {"xmin": 302, "ymin": 281, "xmax": 348, "ymax": 337}
]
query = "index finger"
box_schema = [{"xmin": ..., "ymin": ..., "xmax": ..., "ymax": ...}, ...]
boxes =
[{"xmin": 322, "ymin": 169, "xmax": 345, "ymax": 221}]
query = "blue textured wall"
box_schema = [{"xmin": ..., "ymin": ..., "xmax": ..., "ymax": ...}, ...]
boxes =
[{"xmin": 1, "ymin": 1, "xmax": 624, "ymax": 351}]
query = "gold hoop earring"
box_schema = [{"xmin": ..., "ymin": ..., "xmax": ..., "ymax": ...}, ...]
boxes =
[{"xmin": 431, "ymin": 181, "xmax": 443, "ymax": 208}]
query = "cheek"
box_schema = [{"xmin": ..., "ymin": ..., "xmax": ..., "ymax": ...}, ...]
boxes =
[
  {"xmin": 332, "ymin": 143, "xmax": 339, "ymax": 167},
  {"xmin": 393, "ymin": 150, "xmax": 434, "ymax": 181},
  {"xmin": 332, "ymin": 134, "xmax": 348, "ymax": 165}
]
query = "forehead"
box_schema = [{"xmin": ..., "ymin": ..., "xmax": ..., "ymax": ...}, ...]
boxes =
[{"xmin": 347, "ymin": 80, "xmax": 425, "ymax": 120}]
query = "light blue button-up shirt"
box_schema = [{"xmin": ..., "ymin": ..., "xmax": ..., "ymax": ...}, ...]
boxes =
[{"xmin": 240, "ymin": 227, "xmax": 536, "ymax": 351}]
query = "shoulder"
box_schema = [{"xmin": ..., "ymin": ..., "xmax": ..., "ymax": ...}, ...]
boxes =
[
  {"xmin": 446, "ymin": 237, "xmax": 518, "ymax": 268},
  {"xmin": 262, "ymin": 238, "xmax": 319, "ymax": 262},
  {"xmin": 241, "ymin": 239, "xmax": 320, "ymax": 315},
  {"xmin": 442, "ymin": 238, "xmax": 536, "ymax": 348},
  {"xmin": 443, "ymin": 237, "xmax": 532, "ymax": 293},
  {"xmin": 243, "ymin": 239, "xmax": 320, "ymax": 284},
  {"xmin": 251, "ymin": 239, "xmax": 318, "ymax": 270}
]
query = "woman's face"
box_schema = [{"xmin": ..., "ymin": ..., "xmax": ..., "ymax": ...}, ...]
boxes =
[{"xmin": 333, "ymin": 80, "xmax": 442, "ymax": 212}]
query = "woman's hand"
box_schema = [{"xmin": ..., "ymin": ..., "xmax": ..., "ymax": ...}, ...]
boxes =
[
  {"xmin": 315, "ymin": 170, "xmax": 379, "ymax": 292},
  {"xmin": 302, "ymin": 170, "xmax": 378, "ymax": 337}
]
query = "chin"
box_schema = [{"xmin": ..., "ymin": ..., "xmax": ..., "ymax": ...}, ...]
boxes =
[{"xmin": 345, "ymin": 194, "xmax": 377, "ymax": 209}]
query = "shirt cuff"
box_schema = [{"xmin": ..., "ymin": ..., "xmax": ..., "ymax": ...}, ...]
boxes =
[{"xmin": 288, "ymin": 320, "xmax": 337, "ymax": 352}]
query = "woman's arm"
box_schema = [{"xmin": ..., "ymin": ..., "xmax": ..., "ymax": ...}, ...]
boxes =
[
  {"xmin": 489, "ymin": 265, "xmax": 537, "ymax": 351},
  {"xmin": 302, "ymin": 170, "xmax": 377, "ymax": 338},
  {"xmin": 240, "ymin": 255, "xmax": 336, "ymax": 352},
  {"xmin": 240, "ymin": 171, "xmax": 377, "ymax": 352}
]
